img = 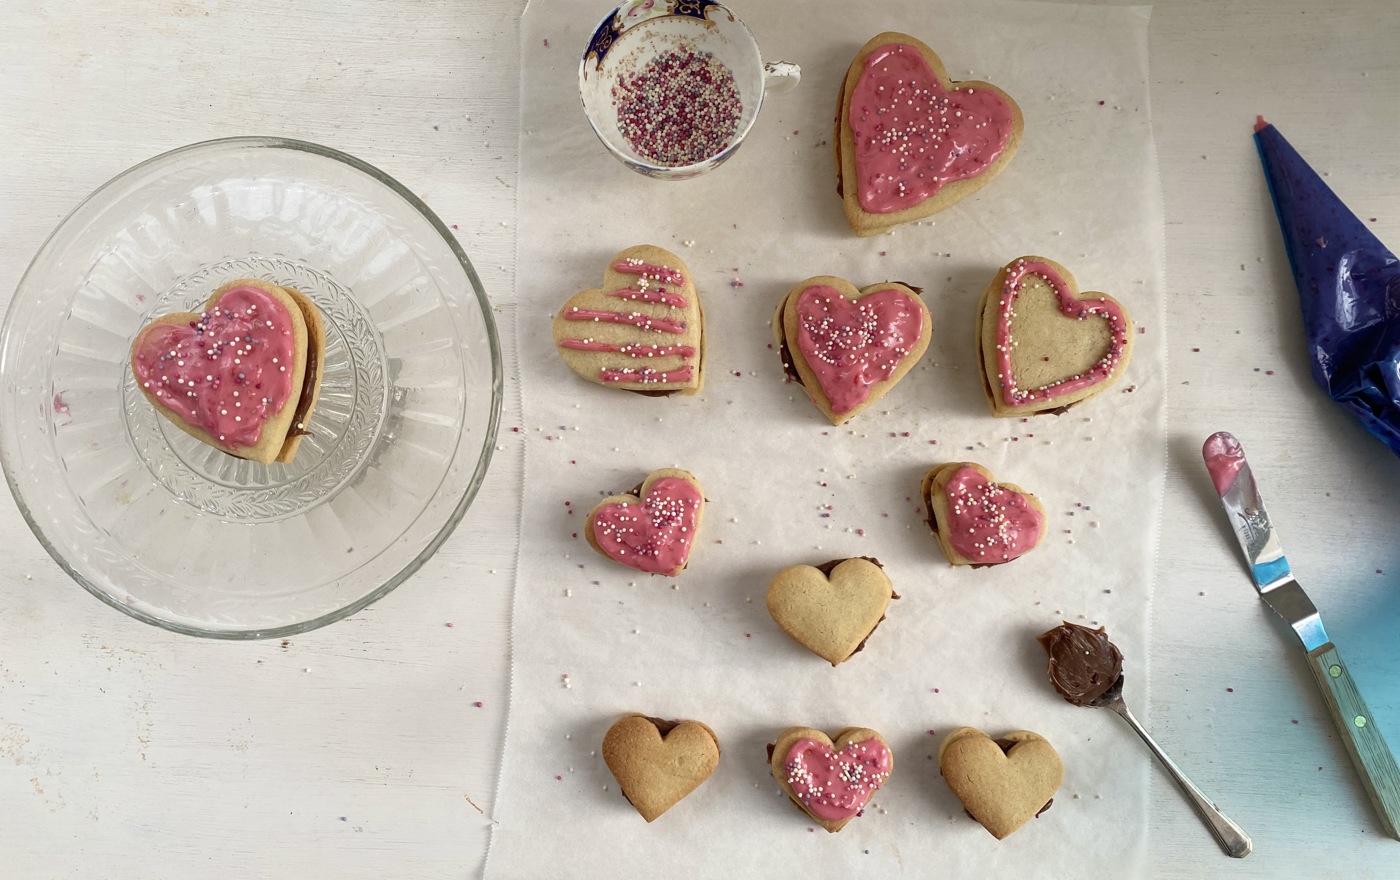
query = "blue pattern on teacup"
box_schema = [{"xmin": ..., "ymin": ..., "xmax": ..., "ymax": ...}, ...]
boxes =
[{"xmin": 584, "ymin": 0, "xmax": 730, "ymax": 72}]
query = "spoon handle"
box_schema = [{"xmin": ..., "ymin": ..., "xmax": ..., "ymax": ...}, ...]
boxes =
[{"xmin": 1113, "ymin": 702, "xmax": 1253, "ymax": 858}]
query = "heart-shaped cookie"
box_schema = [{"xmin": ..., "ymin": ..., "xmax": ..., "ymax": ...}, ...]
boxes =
[
  {"xmin": 921, "ymin": 462, "xmax": 1047, "ymax": 566},
  {"xmin": 977, "ymin": 256, "xmax": 1133, "ymax": 417},
  {"xmin": 585, "ymin": 468, "xmax": 704, "ymax": 576},
  {"xmin": 938, "ymin": 727, "xmax": 1063, "ymax": 839},
  {"xmin": 601, "ymin": 713, "xmax": 721, "ymax": 823},
  {"xmin": 774, "ymin": 276, "xmax": 931, "ymax": 424},
  {"xmin": 766, "ymin": 558, "xmax": 895, "ymax": 665},
  {"xmin": 130, "ymin": 278, "xmax": 326, "ymax": 464},
  {"xmin": 553, "ymin": 245, "xmax": 704, "ymax": 395},
  {"xmin": 769, "ymin": 726, "xmax": 893, "ymax": 832},
  {"xmin": 837, "ymin": 32, "xmax": 1023, "ymax": 236}
]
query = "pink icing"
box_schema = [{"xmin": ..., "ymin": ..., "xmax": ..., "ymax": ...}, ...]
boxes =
[
  {"xmin": 608, "ymin": 286, "xmax": 688, "ymax": 308},
  {"xmin": 795, "ymin": 285, "xmax": 926, "ymax": 414},
  {"xmin": 943, "ymin": 465, "xmax": 1044, "ymax": 563},
  {"xmin": 601, "ymin": 366, "xmax": 694, "ymax": 384},
  {"xmin": 995, "ymin": 260, "xmax": 1128, "ymax": 407},
  {"xmin": 1254, "ymin": 115, "xmax": 1269, "ymax": 133},
  {"xmin": 590, "ymin": 476, "xmax": 702, "ymax": 575},
  {"xmin": 132, "ymin": 286, "xmax": 297, "ymax": 448},
  {"xmin": 1202, "ymin": 432, "xmax": 1245, "ymax": 496},
  {"xmin": 557, "ymin": 339, "xmax": 697, "ymax": 358},
  {"xmin": 783, "ymin": 737, "xmax": 892, "ymax": 822},
  {"xmin": 565, "ymin": 307, "xmax": 686, "ymax": 335},
  {"xmin": 612, "ymin": 259, "xmax": 685, "ymax": 286},
  {"xmin": 849, "ymin": 43, "xmax": 1016, "ymax": 214}
]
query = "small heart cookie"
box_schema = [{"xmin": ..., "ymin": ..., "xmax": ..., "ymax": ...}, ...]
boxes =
[
  {"xmin": 553, "ymin": 245, "xmax": 704, "ymax": 395},
  {"xmin": 130, "ymin": 278, "xmax": 326, "ymax": 464},
  {"xmin": 601, "ymin": 713, "xmax": 721, "ymax": 822},
  {"xmin": 977, "ymin": 256, "xmax": 1133, "ymax": 417},
  {"xmin": 938, "ymin": 727, "xmax": 1063, "ymax": 839},
  {"xmin": 921, "ymin": 462, "xmax": 1047, "ymax": 566},
  {"xmin": 766, "ymin": 558, "xmax": 896, "ymax": 665},
  {"xmin": 837, "ymin": 32, "xmax": 1023, "ymax": 237},
  {"xmin": 774, "ymin": 276, "xmax": 931, "ymax": 424},
  {"xmin": 769, "ymin": 726, "xmax": 893, "ymax": 832},
  {"xmin": 585, "ymin": 468, "xmax": 704, "ymax": 576}
]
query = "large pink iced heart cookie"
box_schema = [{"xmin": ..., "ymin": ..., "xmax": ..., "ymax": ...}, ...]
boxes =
[
  {"xmin": 769, "ymin": 726, "xmax": 894, "ymax": 833},
  {"xmin": 585, "ymin": 468, "xmax": 705, "ymax": 577},
  {"xmin": 922, "ymin": 462, "xmax": 1047, "ymax": 566},
  {"xmin": 773, "ymin": 276, "xmax": 932, "ymax": 425},
  {"xmin": 130, "ymin": 278, "xmax": 325, "ymax": 464},
  {"xmin": 837, "ymin": 32, "xmax": 1023, "ymax": 236}
]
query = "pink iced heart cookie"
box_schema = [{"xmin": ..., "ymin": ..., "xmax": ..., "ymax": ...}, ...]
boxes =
[
  {"xmin": 837, "ymin": 32, "xmax": 1023, "ymax": 236},
  {"xmin": 773, "ymin": 276, "xmax": 932, "ymax": 425},
  {"xmin": 977, "ymin": 256, "xmax": 1134, "ymax": 417},
  {"xmin": 585, "ymin": 468, "xmax": 704, "ymax": 577},
  {"xmin": 769, "ymin": 726, "xmax": 894, "ymax": 833},
  {"xmin": 129, "ymin": 278, "xmax": 325, "ymax": 464},
  {"xmin": 922, "ymin": 462, "xmax": 1047, "ymax": 566}
]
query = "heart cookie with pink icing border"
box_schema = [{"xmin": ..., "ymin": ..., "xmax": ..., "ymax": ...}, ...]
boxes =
[
  {"xmin": 768, "ymin": 726, "xmax": 894, "ymax": 832},
  {"xmin": 129, "ymin": 277, "xmax": 326, "ymax": 464},
  {"xmin": 837, "ymin": 32, "xmax": 1023, "ymax": 237},
  {"xmin": 552, "ymin": 244, "xmax": 704, "ymax": 395},
  {"xmin": 921, "ymin": 462, "xmax": 1047, "ymax": 566},
  {"xmin": 584, "ymin": 468, "xmax": 704, "ymax": 577},
  {"xmin": 773, "ymin": 276, "xmax": 932, "ymax": 425},
  {"xmin": 977, "ymin": 256, "xmax": 1134, "ymax": 417}
]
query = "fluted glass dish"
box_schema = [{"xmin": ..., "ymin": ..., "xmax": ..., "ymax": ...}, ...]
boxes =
[{"xmin": 0, "ymin": 137, "xmax": 502, "ymax": 638}]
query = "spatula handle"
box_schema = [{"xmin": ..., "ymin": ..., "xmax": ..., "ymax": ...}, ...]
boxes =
[{"xmin": 1307, "ymin": 642, "xmax": 1400, "ymax": 839}]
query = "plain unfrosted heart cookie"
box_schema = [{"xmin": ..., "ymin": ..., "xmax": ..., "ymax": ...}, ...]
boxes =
[
  {"xmin": 977, "ymin": 256, "xmax": 1133, "ymax": 417},
  {"xmin": 773, "ymin": 276, "xmax": 931, "ymax": 424},
  {"xmin": 921, "ymin": 462, "xmax": 1047, "ymax": 566},
  {"xmin": 130, "ymin": 278, "xmax": 326, "ymax": 464},
  {"xmin": 938, "ymin": 727, "xmax": 1064, "ymax": 839},
  {"xmin": 768, "ymin": 726, "xmax": 893, "ymax": 832},
  {"xmin": 585, "ymin": 468, "xmax": 704, "ymax": 576},
  {"xmin": 553, "ymin": 245, "xmax": 704, "ymax": 395},
  {"xmin": 766, "ymin": 558, "xmax": 896, "ymax": 665},
  {"xmin": 601, "ymin": 713, "xmax": 721, "ymax": 822},
  {"xmin": 837, "ymin": 32, "xmax": 1022, "ymax": 236}
]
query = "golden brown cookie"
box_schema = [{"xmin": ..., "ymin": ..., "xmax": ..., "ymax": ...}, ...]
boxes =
[
  {"xmin": 976, "ymin": 256, "xmax": 1133, "ymax": 417},
  {"xmin": 553, "ymin": 245, "xmax": 704, "ymax": 395},
  {"xmin": 837, "ymin": 33, "xmax": 1023, "ymax": 236},
  {"xmin": 766, "ymin": 558, "xmax": 896, "ymax": 665},
  {"xmin": 921, "ymin": 462, "xmax": 1047, "ymax": 566},
  {"xmin": 601, "ymin": 713, "xmax": 720, "ymax": 822},
  {"xmin": 938, "ymin": 727, "xmax": 1064, "ymax": 839},
  {"xmin": 773, "ymin": 276, "xmax": 931, "ymax": 424},
  {"xmin": 768, "ymin": 726, "xmax": 893, "ymax": 832},
  {"xmin": 130, "ymin": 278, "xmax": 325, "ymax": 464},
  {"xmin": 584, "ymin": 468, "xmax": 704, "ymax": 577}
]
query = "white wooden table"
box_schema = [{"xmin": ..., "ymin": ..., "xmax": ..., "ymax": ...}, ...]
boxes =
[{"xmin": 2, "ymin": 1, "xmax": 1399, "ymax": 876}]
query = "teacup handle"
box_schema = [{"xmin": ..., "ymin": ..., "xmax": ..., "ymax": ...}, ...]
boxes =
[{"xmin": 762, "ymin": 61, "xmax": 801, "ymax": 96}]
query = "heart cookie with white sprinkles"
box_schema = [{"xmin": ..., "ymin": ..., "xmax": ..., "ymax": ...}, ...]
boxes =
[
  {"xmin": 977, "ymin": 256, "xmax": 1133, "ymax": 417},
  {"xmin": 922, "ymin": 462, "xmax": 1047, "ymax": 566},
  {"xmin": 837, "ymin": 32, "xmax": 1023, "ymax": 237},
  {"xmin": 769, "ymin": 726, "xmax": 894, "ymax": 833},
  {"xmin": 774, "ymin": 276, "xmax": 932, "ymax": 425},
  {"xmin": 585, "ymin": 468, "xmax": 704, "ymax": 577},
  {"xmin": 553, "ymin": 245, "xmax": 704, "ymax": 395}
]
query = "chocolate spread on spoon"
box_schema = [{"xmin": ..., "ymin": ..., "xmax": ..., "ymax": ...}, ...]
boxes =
[{"xmin": 1036, "ymin": 621, "xmax": 1123, "ymax": 706}]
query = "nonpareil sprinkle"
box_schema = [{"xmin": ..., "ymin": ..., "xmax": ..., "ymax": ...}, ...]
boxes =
[{"xmin": 612, "ymin": 49, "xmax": 742, "ymax": 167}]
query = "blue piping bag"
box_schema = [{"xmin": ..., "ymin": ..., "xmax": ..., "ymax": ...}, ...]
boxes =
[{"xmin": 1255, "ymin": 117, "xmax": 1400, "ymax": 457}]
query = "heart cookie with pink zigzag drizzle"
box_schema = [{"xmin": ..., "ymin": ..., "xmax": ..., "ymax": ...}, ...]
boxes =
[
  {"xmin": 837, "ymin": 32, "xmax": 1023, "ymax": 236},
  {"xmin": 774, "ymin": 276, "xmax": 932, "ymax": 425}
]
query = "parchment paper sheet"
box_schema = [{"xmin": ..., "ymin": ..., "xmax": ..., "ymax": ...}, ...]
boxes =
[{"xmin": 490, "ymin": 2, "xmax": 1163, "ymax": 876}]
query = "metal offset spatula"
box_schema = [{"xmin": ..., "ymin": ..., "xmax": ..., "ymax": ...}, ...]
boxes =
[{"xmin": 1203, "ymin": 431, "xmax": 1400, "ymax": 839}]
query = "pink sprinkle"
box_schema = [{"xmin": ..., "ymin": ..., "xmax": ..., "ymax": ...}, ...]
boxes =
[
  {"xmin": 1137, "ymin": 326, "xmax": 1146, "ymax": 335},
  {"xmin": 745, "ymin": 633, "xmax": 751, "ymax": 638},
  {"xmin": 511, "ymin": 426, "xmax": 520, "ymax": 433},
  {"xmin": 933, "ymin": 688, "xmax": 940, "ymax": 693},
  {"xmin": 452, "ymin": 224, "xmax": 459, "ymax": 230},
  {"xmin": 474, "ymin": 701, "xmax": 484, "ymax": 708},
  {"xmin": 445, "ymin": 622, "xmax": 455, "ymax": 628},
  {"xmin": 733, "ymin": 371, "xmax": 742, "ymax": 377},
  {"xmin": 856, "ymin": 528, "xmax": 865, "ymax": 536},
  {"xmin": 1265, "ymin": 370, "xmax": 1275, "ymax": 376},
  {"xmin": 1292, "ymin": 719, "xmax": 1299, "ymax": 724},
  {"xmin": 564, "ymin": 500, "xmax": 571, "ymax": 506},
  {"xmin": 1227, "ymin": 687, "xmax": 1235, "ymax": 693},
  {"xmin": 808, "ymin": 827, "xmax": 815, "ymax": 833},
  {"xmin": 1371, "ymin": 218, "xmax": 1378, "ymax": 223},
  {"xmin": 927, "ymin": 729, "xmax": 936, "ymax": 735},
  {"xmin": 555, "ymin": 775, "xmax": 562, "ymax": 781},
  {"xmin": 879, "ymin": 251, "xmax": 887, "ymax": 257},
  {"xmin": 571, "ymin": 532, "xmax": 578, "ymax": 538},
  {"xmin": 1191, "ymin": 347, "xmax": 1200, "ymax": 353},
  {"xmin": 543, "ymin": 38, "xmax": 550, "ymax": 47},
  {"xmin": 928, "ymin": 439, "xmax": 937, "ymax": 445},
  {"xmin": 1098, "ymin": 100, "xmax": 1106, "ymax": 106}
]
